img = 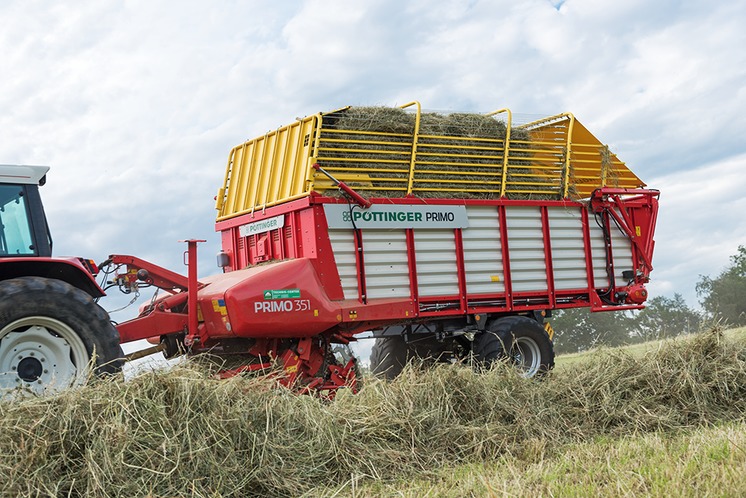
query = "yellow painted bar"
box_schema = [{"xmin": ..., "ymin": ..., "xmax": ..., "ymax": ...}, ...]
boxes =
[
  {"xmin": 485, "ymin": 108, "xmax": 512, "ymax": 198},
  {"xmin": 400, "ymin": 101, "xmax": 422, "ymax": 195}
]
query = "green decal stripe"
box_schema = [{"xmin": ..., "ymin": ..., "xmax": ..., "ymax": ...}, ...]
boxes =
[{"xmin": 263, "ymin": 289, "xmax": 301, "ymax": 299}]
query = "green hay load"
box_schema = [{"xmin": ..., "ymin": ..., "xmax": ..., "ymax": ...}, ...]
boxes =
[{"xmin": 318, "ymin": 106, "xmax": 548, "ymax": 200}]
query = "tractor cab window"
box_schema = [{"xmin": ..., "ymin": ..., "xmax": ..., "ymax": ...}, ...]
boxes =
[{"xmin": 0, "ymin": 184, "xmax": 35, "ymax": 256}]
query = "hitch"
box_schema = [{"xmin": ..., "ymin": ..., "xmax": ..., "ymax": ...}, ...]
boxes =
[{"xmin": 100, "ymin": 240, "xmax": 205, "ymax": 345}]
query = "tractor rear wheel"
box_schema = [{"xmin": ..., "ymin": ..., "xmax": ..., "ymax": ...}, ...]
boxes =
[
  {"xmin": 0, "ymin": 277, "xmax": 124, "ymax": 396},
  {"xmin": 473, "ymin": 315, "xmax": 554, "ymax": 378}
]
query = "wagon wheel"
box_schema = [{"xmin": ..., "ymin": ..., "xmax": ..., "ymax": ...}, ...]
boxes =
[
  {"xmin": 370, "ymin": 334, "xmax": 454, "ymax": 380},
  {"xmin": 472, "ymin": 315, "xmax": 554, "ymax": 378}
]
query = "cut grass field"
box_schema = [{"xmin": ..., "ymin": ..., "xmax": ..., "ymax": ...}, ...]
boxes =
[
  {"xmin": 0, "ymin": 327, "xmax": 744, "ymax": 497},
  {"xmin": 322, "ymin": 422, "xmax": 746, "ymax": 497},
  {"xmin": 555, "ymin": 325, "xmax": 746, "ymax": 370}
]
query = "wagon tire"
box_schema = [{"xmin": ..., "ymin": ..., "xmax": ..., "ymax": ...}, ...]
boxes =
[
  {"xmin": 473, "ymin": 315, "xmax": 554, "ymax": 378},
  {"xmin": 370, "ymin": 336, "xmax": 408, "ymax": 380},
  {"xmin": 0, "ymin": 277, "xmax": 124, "ymax": 395},
  {"xmin": 371, "ymin": 334, "xmax": 453, "ymax": 380}
]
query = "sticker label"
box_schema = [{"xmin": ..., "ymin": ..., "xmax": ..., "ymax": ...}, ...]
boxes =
[
  {"xmin": 324, "ymin": 204, "xmax": 469, "ymax": 229},
  {"xmin": 211, "ymin": 299, "xmax": 228, "ymax": 316},
  {"xmin": 263, "ymin": 289, "xmax": 301, "ymax": 300},
  {"xmin": 254, "ymin": 299, "xmax": 311, "ymax": 313},
  {"xmin": 239, "ymin": 214, "xmax": 285, "ymax": 237}
]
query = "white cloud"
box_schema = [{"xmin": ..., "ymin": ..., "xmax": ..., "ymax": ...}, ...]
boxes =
[{"xmin": 647, "ymin": 153, "xmax": 746, "ymax": 307}]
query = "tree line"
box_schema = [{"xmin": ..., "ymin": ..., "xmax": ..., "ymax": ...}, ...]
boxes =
[{"xmin": 552, "ymin": 245, "xmax": 746, "ymax": 354}]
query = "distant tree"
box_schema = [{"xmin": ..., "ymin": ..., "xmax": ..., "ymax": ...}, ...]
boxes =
[
  {"xmin": 696, "ymin": 245, "xmax": 746, "ymax": 326},
  {"xmin": 551, "ymin": 308, "xmax": 636, "ymax": 354},
  {"xmin": 634, "ymin": 293, "xmax": 701, "ymax": 341}
]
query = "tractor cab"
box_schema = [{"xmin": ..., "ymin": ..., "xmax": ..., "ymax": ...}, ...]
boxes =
[
  {"xmin": 0, "ymin": 165, "xmax": 52, "ymax": 258},
  {"xmin": 0, "ymin": 165, "xmax": 101, "ymax": 297}
]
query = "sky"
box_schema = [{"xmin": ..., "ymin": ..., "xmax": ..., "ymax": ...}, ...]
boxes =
[{"xmin": 1, "ymin": 0, "xmax": 745, "ymax": 360}]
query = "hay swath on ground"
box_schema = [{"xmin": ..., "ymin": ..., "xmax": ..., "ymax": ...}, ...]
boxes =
[{"xmin": 0, "ymin": 328, "xmax": 743, "ymax": 497}]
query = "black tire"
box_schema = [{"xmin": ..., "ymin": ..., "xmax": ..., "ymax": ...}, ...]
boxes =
[
  {"xmin": 0, "ymin": 277, "xmax": 124, "ymax": 395},
  {"xmin": 473, "ymin": 315, "xmax": 554, "ymax": 378},
  {"xmin": 370, "ymin": 334, "xmax": 453, "ymax": 380},
  {"xmin": 370, "ymin": 336, "xmax": 408, "ymax": 380}
]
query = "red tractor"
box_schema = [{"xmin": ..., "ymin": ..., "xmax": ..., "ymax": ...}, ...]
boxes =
[
  {"xmin": 0, "ymin": 104, "xmax": 660, "ymax": 397},
  {"xmin": 0, "ymin": 165, "xmax": 122, "ymax": 395}
]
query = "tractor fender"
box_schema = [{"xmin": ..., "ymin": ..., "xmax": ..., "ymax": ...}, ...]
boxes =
[{"xmin": 0, "ymin": 257, "xmax": 105, "ymax": 298}]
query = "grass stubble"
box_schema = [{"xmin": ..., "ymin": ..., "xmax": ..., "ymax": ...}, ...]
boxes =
[{"xmin": 0, "ymin": 328, "xmax": 743, "ymax": 497}]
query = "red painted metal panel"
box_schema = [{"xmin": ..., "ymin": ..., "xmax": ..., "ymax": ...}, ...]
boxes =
[
  {"xmin": 117, "ymin": 311, "xmax": 189, "ymax": 344},
  {"xmin": 453, "ymin": 229, "xmax": 468, "ymax": 313},
  {"xmin": 540, "ymin": 206, "xmax": 557, "ymax": 309},
  {"xmin": 197, "ymin": 258, "xmax": 342, "ymax": 338},
  {"xmin": 210, "ymin": 187, "xmax": 660, "ymax": 330},
  {"xmin": 497, "ymin": 205, "xmax": 514, "ymax": 310},
  {"xmin": 580, "ymin": 205, "xmax": 597, "ymax": 306},
  {"xmin": 309, "ymin": 204, "xmax": 345, "ymax": 301},
  {"xmin": 352, "ymin": 227, "xmax": 366, "ymax": 303},
  {"xmin": 405, "ymin": 229, "xmax": 420, "ymax": 310}
]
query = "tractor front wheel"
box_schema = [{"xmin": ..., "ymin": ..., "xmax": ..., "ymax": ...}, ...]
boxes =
[{"xmin": 0, "ymin": 277, "xmax": 123, "ymax": 396}]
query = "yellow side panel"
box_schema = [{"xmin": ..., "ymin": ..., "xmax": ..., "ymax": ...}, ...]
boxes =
[
  {"xmin": 568, "ymin": 120, "xmax": 645, "ymax": 197},
  {"xmin": 526, "ymin": 117, "xmax": 645, "ymax": 198},
  {"xmin": 216, "ymin": 116, "xmax": 319, "ymax": 220}
]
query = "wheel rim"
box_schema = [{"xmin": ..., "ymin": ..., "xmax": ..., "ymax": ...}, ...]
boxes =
[
  {"xmin": 0, "ymin": 316, "xmax": 90, "ymax": 395},
  {"xmin": 508, "ymin": 336, "xmax": 542, "ymax": 378}
]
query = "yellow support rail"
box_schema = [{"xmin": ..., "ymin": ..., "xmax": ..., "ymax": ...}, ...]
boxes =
[
  {"xmin": 485, "ymin": 108, "xmax": 512, "ymax": 198},
  {"xmin": 400, "ymin": 101, "xmax": 422, "ymax": 195}
]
